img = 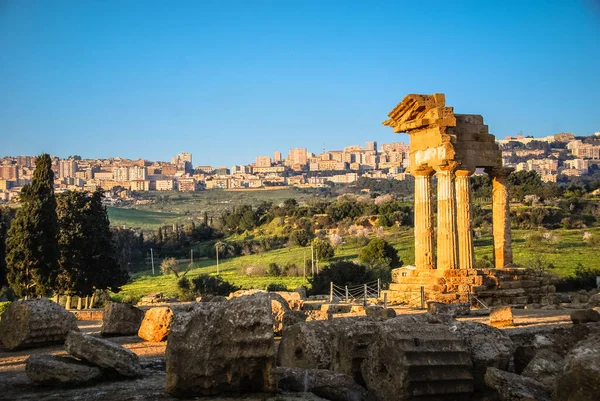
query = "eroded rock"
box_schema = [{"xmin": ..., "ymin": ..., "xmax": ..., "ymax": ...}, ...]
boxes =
[
  {"xmin": 521, "ymin": 349, "xmax": 563, "ymax": 388},
  {"xmin": 484, "ymin": 367, "xmax": 551, "ymax": 401},
  {"xmin": 165, "ymin": 293, "xmax": 276, "ymax": 397},
  {"xmin": 570, "ymin": 309, "xmax": 600, "ymax": 324},
  {"xmin": 365, "ymin": 306, "xmax": 396, "ymax": 320},
  {"xmin": 276, "ymin": 366, "xmax": 368, "ymax": 401},
  {"xmin": 65, "ymin": 331, "xmax": 141, "ymax": 377},
  {"xmin": 101, "ymin": 302, "xmax": 145, "ymax": 337},
  {"xmin": 427, "ymin": 302, "xmax": 470, "ymax": 317},
  {"xmin": 490, "ymin": 306, "xmax": 514, "ymax": 328},
  {"xmin": 361, "ymin": 319, "xmax": 474, "ymax": 401},
  {"xmin": 26, "ymin": 354, "xmax": 103, "ymax": 387},
  {"xmin": 0, "ymin": 299, "xmax": 78, "ymax": 351},
  {"xmin": 452, "ymin": 321, "xmax": 513, "ymax": 387},
  {"xmin": 137, "ymin": 307, "xmax": 174, "ymax": 342},
  {"xmin": 553, "ymin": 335, "xmax": 600, "ymax": 401}
]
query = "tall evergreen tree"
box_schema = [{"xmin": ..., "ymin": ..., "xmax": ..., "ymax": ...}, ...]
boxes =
[
  {"xmin": 0, "ymin": 207, "xmax": 16, "ymax": 288},
  {"xmin": 5, "ymin": 154, "xmax": 59, "ymax": 298},
  {"xmin": 87, "ymin": 190, "xmax": 129, "ymax": 293},
  {"xmin": 56, "ymin": 191, "xmax": 91, "ymax": 297}
]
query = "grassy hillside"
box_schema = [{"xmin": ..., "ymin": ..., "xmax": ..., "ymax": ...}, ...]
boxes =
[
  {"xmin": 107, "ymin": 207, "xmax": 183, "ymax": 230},
  {"xmin": 114, "ymin": 227, "xmax": 600, "ymax": 300},
  {"xmin": 107, "ymin": 188, "xmax": 323, "ymax": 230}
]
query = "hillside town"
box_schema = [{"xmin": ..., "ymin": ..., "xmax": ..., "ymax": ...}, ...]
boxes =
[{"xmin": 1, "ymin": 132, "xmax": 599, "ymax": 204}]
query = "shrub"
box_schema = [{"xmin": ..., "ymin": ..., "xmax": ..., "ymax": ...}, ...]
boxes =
[
  {"xmin": 266, "ymin": 283, "xmax": 287, "ymax": 292},
  {"xmin": 0, "ymin": 301, "xmax": 11, "ymax": 317},
  {"xmin": 244, "ymin": 265, "xmax": 266, "ymax": 276},
  {"xmin": 358, "ymin": 238, "xmax": 401, "ymax": 269},
  {"xmin": 329, "ymin": 233, "xmax": 343, "ymax": 248},
  {"xmin": 121, "ymin": 294, "xmax": 140, "ymax": 305},
  {"xmin": 191, "ymin": 274, "xmax": 239, "ymax": 296},
  {"xmin": 267, "ymin": 262, "xmax": 282, "ymax": 277},
  {"xmin": 283, "ymin": 263, "xmax": 301, "ymax": 277},
  {"xmin": 310, "ymin": 261, "xmax": 376, "ymax": 295},
  {"xmin": 313, "ymin": 238, "xmax": 334, "ymax": 260},
  {"xmin": 290, "ymin": 229, "xmax": 314, "ymax": 247},
  {"xmin": 161, "ymin": 257, "xmax": 180, "ymax": 276},
  {"xmin": 177, "ymin": 277, "xmax": 196, "ymax": 301},
  {"xmin": 555, "ymin": 263, "xmax": 600, "ymax": 292}
]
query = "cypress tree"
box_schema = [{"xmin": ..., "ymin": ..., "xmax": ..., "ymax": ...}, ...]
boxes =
[
  {"xmin": 87, "ymin": 190, "xmax": 129, "ymax": 293},
  {"xmin": 6, "ymin": 154, "xmax": 59, "ymax": 298},
  {"xmin": 0, "ymin": 207, "xmax": 15, "ymax": 288},
  {"xmin": 56, "ymin": 191, "xmax": 91, "ymax": 298}
]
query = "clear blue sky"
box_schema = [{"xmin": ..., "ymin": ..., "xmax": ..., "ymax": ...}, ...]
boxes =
[{"xmin": 1, "ymin": 1, "xmax": 599, "ymax": 166}]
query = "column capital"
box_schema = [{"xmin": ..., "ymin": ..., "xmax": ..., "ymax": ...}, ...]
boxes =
[
  {"xmin": 409, "ymin": 165, "xmax": 435, "ymax": 177},
  {"xmin": 484, "ymin": 166, "xmax": 514, "ymax": 179},
  {"xmin": 455, "ymin": 168, "xmax": 475, "ymax": 178},
  {"xmin": 433, "ymin": 161, "xmax": 460, "ymax": 174}
]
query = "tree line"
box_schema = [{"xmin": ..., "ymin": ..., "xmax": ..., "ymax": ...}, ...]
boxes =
[{"xmin": 0, "ymin": 154, "xmax": 128, "ymax": 303}]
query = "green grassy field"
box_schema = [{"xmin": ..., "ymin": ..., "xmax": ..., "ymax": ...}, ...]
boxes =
[
  {"xmin": 107, "ymin": 207, "xmax": 184, "ymax": 230},
  {"xmin": 113, "ymin": 227, "xmax": 600, "ymax": 300}
]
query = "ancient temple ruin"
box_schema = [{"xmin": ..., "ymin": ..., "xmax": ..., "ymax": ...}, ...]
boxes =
[{"xmin": 382, "ymin": 94, "xmax": 554, "ymax": 306}]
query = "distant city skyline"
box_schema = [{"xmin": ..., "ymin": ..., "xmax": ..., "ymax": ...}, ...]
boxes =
[{"xmin": 1, "ymin": 1, "xmax": 599, "ymax": 166}]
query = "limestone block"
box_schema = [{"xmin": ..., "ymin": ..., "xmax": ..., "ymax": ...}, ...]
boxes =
[
  {"xmin": 427, "ymin": 302, "xmax": 470, "ymax": 317},
  {"xmin": 553, "ymin": 334, "xmax": 600, "ymax": 401},
  {"xmin": 490, "ymin": 306, "xmax": 514, "ymax": 327},
  {"xmin": 65, "ymin": 331, "xmax": 141, "ymax": 377},
  {"xmin": 484, "ymin": 367, "xmax": 551, "ymax": 401},
  {"xmin": 166, "ymin": 293, "xmax": 276, "ymax": 397},
  {"xmin": 452, "ymin": 321, "xmax": 513, "ymax": 388},
  {"xmin": 365, "ymin": 306, "xmax": 396, "ymax": 320},
  {"xmin": 137, "ymin": 307, "xmax": 174, "ymax": 342},
  {"xmin": 26, "ymin": 354, "xmax": 103, "ymax": 387},
  {"xmin": 275, "ymin": 367, "xmax": 368, "ymax": 401},
  {"xmin": 361, "ymin": 319, "xmax": 474, "ymax": 401},
  {"xmin": 521, "ymin": 349, "xmax": 563, "ymax": 388},
  {"xmin": 570, "ymin": 309, "xmax": 600, "ymax": 324},
  {"xmin": 0, "ymin": 298, "xmax": 79, "ymax": 351},
  {"xmin": 101, "ymin": 302, "xmax": 145, "ymax": 336}
]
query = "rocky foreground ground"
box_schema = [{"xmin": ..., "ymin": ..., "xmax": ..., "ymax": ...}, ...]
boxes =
[{"xmin": 0, "ymin": 307, "xmax": 588, "ymax": 401}]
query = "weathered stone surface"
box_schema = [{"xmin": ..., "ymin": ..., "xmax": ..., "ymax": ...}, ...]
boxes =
[
  {"xmin": 521, "ymin": 349, "xmax": 563, "ymax": 388},
  {"xmin": 553, "ymin": 335, "xmax": 600, "ymax": 401},
  {"xmin": 484, "ymin": 367, "xmax": 551, "ymax": 401},
  {"xmin": 166, "ymin": 293, "xmax": 276, "ymax": 397},
  {"xmin": 281, "ymin": 310, "xmax": 306, "ymax": 334},
  {"xmin": 305, "ymin": 310, "xmax": 332, "ymax": 321},
  {"xmin": 570, "ymin": 309, "xmax": 600, "ymax": 324},
  {"xmin": 137, "ymin": 307, "xmax": 174, "ymax": 342},
  {"xmin": 365, "ymin": 305, "xmax": 396, "ymax": 320},
  {"xmin": 329, "ymin": 319, "xmax": 380, "ymax": 386},
  {"xmin": 508, "ymin": 323, "xmax": 598, "ymax": 373},
  {"xmin": 197, "ymin": 295, "xmax": 227, "ymax": 302},
  {"xmin": 587, "ymin": 292, "xmax": 600, "ymax": 308},
  {"xmin": 277, "ymin": 320, "xmax": 339, "ymax": 370},
  {"xmin": 275, "ymin": 367, "xmax": 368, "ymax": 401},
  {"xmin": 294, "ymin": 287, "xmax": 307, "ymax": 300},
  {"xmin": 452, "ymin": 321, "xmax": 513, "ymax": 387},
  {"xmin": 361, "ymin": 319, "xmax": 474, "ymax": 401},
  {"xmin": 26, "ymin": 354, "xmax": 103, "ymax": 386},
  {"xmin": 0, "ymin": 298, "xmax": 79, "ymax": 351},
  {"xmin": 428, "ymin": 301, "xmax": 470, "ymax": 317},
  {"xmin": 490, "ymin": 306, "xmax": 514, "ymax": 327},
  {"xmin": 65, "ymin": 331, "xmax": 141, "ymax": 377},
  {"xmin": 270, "ymin": 293, "xmax": 291, "ymax": 337},
  {"xmin": 101, "ymin": 302, "xmax": 145, "ymax": 337}
]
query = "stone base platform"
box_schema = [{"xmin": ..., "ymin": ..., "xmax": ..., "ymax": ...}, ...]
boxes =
[{"xmin": 382, "ymin": 268, "xmax": 556, "ymax": 307}]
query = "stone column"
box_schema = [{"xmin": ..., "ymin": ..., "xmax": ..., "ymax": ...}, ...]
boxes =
[
  {"xmin": 434, "ymin": 163, "xmax": 459, "ymax": 270},
  {"xmin": 455, "ymin": 169, "xmax": 474, "ymax": 270},
  {"xmin": 486, "ymin": 167, "xmax": 514, "ymax": 268},
  {"xmin": 412, "ymin": 167, "xmax": 435, "ymax": 270}
]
